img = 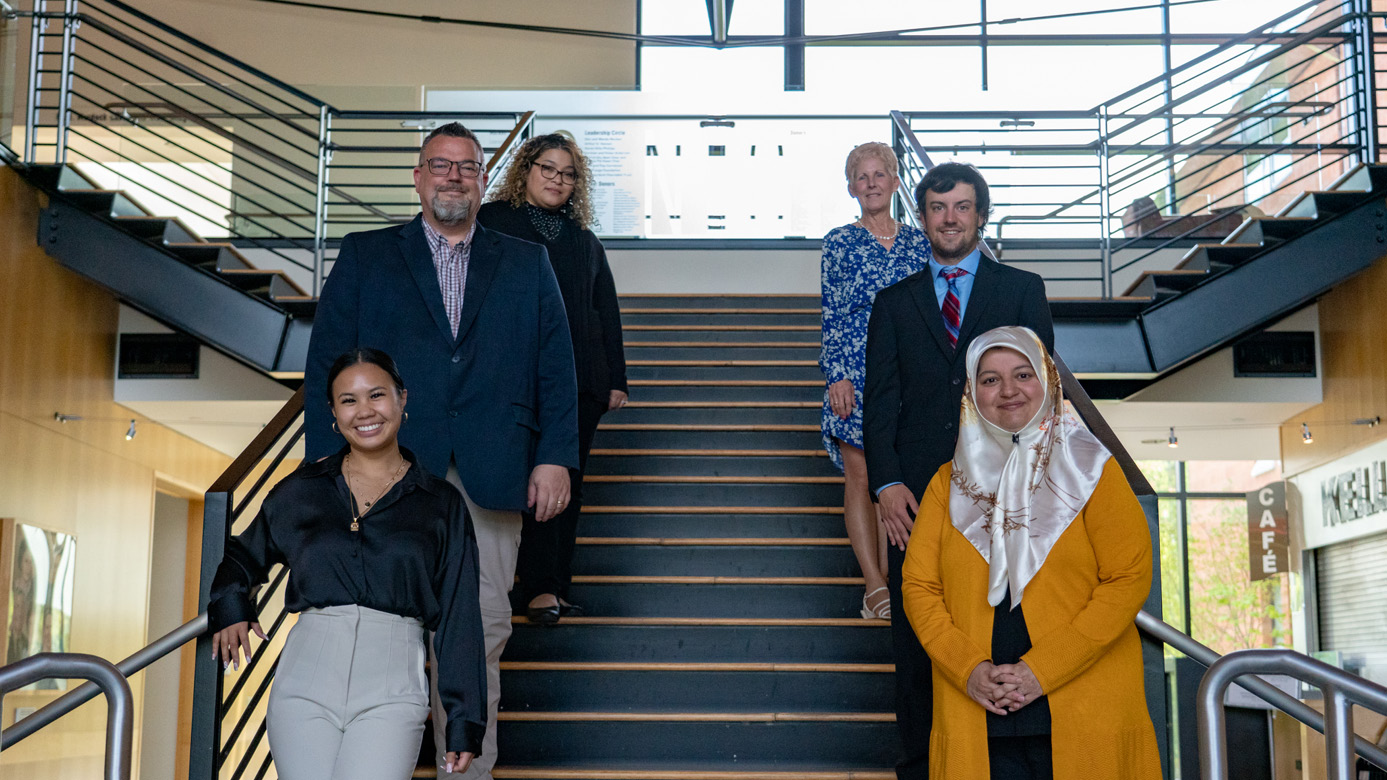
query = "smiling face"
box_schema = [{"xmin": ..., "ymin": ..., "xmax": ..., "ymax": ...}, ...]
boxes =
[
  {"xmin": 413, "ymin": 134, "xmax": 486, "ymax": 230},
  {"xmin": 974, "ymin": 346, "xmax": 1044, "ymax": 433},
  {"xmin": 524, "ymin": 147, "xmax": 577, "ymax": 211},
  {"xmin": 921, "ymin": 182, "xmax": 985, "ymax": 264},
  {"xmin": 848, "ymin": 154, "xmax": 899, "ymax": 217},
  {"xmin": 330, "ymin": 362, "xmax": 407, "ymax": 455}
]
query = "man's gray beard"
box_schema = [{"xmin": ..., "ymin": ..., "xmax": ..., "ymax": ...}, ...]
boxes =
[{"xmin": 430, "ymin": 193, "xmax": 473, "ymax": 226}]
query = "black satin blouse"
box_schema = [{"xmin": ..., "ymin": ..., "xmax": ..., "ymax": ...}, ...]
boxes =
[{"xmin": 207, "ymin": 447, "xmax": 486, "ymax": 755}]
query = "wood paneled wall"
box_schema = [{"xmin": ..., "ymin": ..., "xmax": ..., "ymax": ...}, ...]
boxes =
[
  {"xmin": 1279, "ymin": 251, "xmax": 1387, "ymax": 476},
  {"xmin": 0, "ymin": 165, "xmax": 231, "ymax": 779}
]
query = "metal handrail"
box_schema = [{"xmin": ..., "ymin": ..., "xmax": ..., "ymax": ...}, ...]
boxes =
[
  {"xmin": 0, "ymin": 653, "xmax": 135, "ymax": 780},
  {"xmin": 1199, "ymin": 648, "xmax": 1387, "ymax": 778},
  {"xmin": 1, "ymin": 613, "xmax": 208, "ymax": 747}
]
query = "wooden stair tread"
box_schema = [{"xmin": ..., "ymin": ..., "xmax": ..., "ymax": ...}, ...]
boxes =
[
  {"xmin": 626, "ymin": 341, "xmax": 821, "ymax": 348},
  {"xmin": 624, "ymin": 308, "xmax": 819, "ymax": 315},
  {"xmin": 512, "ymin": 616, "xmax": 887, "ymax": 626},
  {"xmin": 627, "ymin": 360, "xmax": 818, "ymax": 367},
  {"xmin": 598, "ymin": 424, "xmax": 818, "ymax": 432},
  {"xmin": 499, "ymin": 662, "xmax": 890, "ymax": 672},
  {"xmin": 622, "ymin": 294, "xmax": 819, "ymax": 298},
  {"xmin": 488, "ymin": 769, "xmax": 895, "ymax": 780},
  {"xmin": 1224, "ymin": 215, "xmax": 1313, "ymax": 243},
  {"xmin": 570, "ymin": 576, "xmax": 863, "ymax": 585},
  {"xmin": 627, "ymin": 380, "xmax": 822, "ymax": 387},
  {"xmin": 585, "ymin": 475, "xmax": 841, "ymax": 484},
  {"xmin": 583, "ymin": 506, "xmax": 842, "ymax": 514},
  {"xmin": 496, "ymin": 712, "xmax": 894, "ymax": 722},
  {"xmin": 588, "ymin": 449, "xmax": 828, "ymax": 457},
  {"xmin": 622, "ymin": 325, "xmax": 819, "ymax": 332},
  {"xmin": 218, "ymin": 267, "xmax": 310, "ymax": 297},
  {"xmin": 1119, "ymin": 268, "xmax": 1208, "ymax": 296},
  {"xmin": 623, "ymin": 401, "xmax": 819, "ymax": 408},
  {"xmin": 576, "ymin": 537, "xmax": 849, "ymax": 546}
]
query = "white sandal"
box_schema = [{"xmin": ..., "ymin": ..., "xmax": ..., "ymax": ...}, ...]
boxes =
[{"xmin": 861, "ymin": 586, "xmax": 892, "ymax": 619}]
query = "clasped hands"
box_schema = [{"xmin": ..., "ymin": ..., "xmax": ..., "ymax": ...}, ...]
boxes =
[{"xmin": 966, "ymin": 660, "xmax": 1043, "ymax": 716}]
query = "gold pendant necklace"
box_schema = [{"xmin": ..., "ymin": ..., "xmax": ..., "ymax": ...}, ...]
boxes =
[{"xmin": 344, "ymin": 453, "xmax": 407, "ymax": 532}]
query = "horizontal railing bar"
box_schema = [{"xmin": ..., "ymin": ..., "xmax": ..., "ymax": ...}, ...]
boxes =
[
  {"xmin": 327, "ymin": 110, "xmax": 525, "ymax": 120},
  {"xmin": 1137, "ymin": 612, "xmax": 1387, "ymax": 770},
  {"xmin": 0, "ymin": 613, "xmax": 208, "ymax": 747}
]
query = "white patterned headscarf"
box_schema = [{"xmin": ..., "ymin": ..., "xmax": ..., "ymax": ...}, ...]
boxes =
[{"xmin": 948, "ymin": 326, "xmax": 1111, "ymax": 608}]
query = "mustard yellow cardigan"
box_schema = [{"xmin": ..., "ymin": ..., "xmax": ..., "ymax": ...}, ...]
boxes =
[{"xmin": 901, "ymin": 458, "xmax": 1161, "ymax": 780}]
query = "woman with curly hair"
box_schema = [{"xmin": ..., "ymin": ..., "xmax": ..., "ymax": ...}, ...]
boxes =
[{"xmin": 477, "ymin": 132, "xmax": 628, "ymax": 625}]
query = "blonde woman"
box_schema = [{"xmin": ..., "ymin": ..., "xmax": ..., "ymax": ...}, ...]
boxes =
[
  {"xmin": 478, "ymin": 133, "xmax": 627, "ymax": 625},
  {"xmin": 820, "ymin": 142, "xmax": 931, "ymax": 619}
]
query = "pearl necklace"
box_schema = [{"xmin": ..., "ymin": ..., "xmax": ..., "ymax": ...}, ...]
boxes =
[{"xmin": 857, "ymin": 218, "xmax": 899, "ymax": 241}]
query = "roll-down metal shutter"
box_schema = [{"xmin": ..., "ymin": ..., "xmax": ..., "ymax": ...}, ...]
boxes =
[{"xmin": 1315, "ymin": 530, "xmax": 1387, "ymax": 685}]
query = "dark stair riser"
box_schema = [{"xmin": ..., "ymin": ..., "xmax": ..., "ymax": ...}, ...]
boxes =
[
  {"xmin": 503, "ymin": 624, "xmax": 890, "ymax": 664},
  {"xmin": 500, "ymin": 669, "xmax": 892, "ymax": 713},
  {"xmin": 626, "ymin": 346, "xmax": 821, "ymax": 361},
  {"xmin": 620, "ymin": 296, "xmax": 819, "ymax": 309},
  {"xmin": 622, "ymin": 329, "xmax": 820, "ymax": 344},
  {"xmin": 563, "ymin": 583, "xmax": 865, "ymax": 618},
  {"xmin": 591, "ymin": 429, "xmax": 823, "ymax": 450},
  {"xmin": 627, "ymin": 385, "xmax": 824, "ymax": 403},
  {"xmin": 496, "ymin": 720, "xmax": 897, "ymax": 768},
  {"xmin": 622, "ymin": 313, "xmax": 822, "ymax": 327},
  {"xmin": 578, "ymin": 512, "xmax": 847, "ymax": 539},
  {"xmin": 586, "ymin": 454, "xmax": 839, "ymax": 478},
  {"xmin": 570, "ymin": 545, "xmax": 860, "ymax": 578},
  {"xmin": 583, "ymin": 481, "xmax": 843, "ymax": 507},
  {"xmin": 627, "ymin": 365, "xmax": 824, "ymax": 382},
  {"xmin": 606, "ymin": 406, "xmax": 820, "ymax": 426}
]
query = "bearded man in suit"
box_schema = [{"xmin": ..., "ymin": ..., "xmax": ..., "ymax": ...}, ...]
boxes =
[{"xmin": 863, "ymin": 161, "xmax": 1054, "ymax": 779}]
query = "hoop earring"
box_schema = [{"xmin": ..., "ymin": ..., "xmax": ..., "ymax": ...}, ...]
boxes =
[
  {"xmin": 332, "ymin": 422, "xmax": 339, "ymax": 434},
  {"xmin": 403, "ymin": 412, "xmax": 409, "ymax": 423}
]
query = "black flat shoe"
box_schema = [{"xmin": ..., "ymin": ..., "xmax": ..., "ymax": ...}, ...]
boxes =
[
  {"xmin": 527, "ymin": 604, "xmax": 560, "ymax": 625},
  {"xmin": 558, "ymin": 600, "xmax": 585, "ymax": 618}
]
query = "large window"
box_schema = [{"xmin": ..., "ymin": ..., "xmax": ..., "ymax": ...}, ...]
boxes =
[{"xmin": 1141, "ymin": 460, "xmax": 1296, "ymax": 656}]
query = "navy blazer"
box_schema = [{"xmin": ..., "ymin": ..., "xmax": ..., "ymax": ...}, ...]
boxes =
[
  {"xmin": 863, "ymin": 258, "xmax": 1054, "ymax": 498},
  {"xmin": 304, "ymin": 215, "xmax": 579, "ymax": 512}
]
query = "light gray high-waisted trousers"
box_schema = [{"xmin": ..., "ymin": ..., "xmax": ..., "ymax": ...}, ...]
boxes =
[{"xmin": 266, "ymin": 605, "xmax": 430, "ymax": 780}]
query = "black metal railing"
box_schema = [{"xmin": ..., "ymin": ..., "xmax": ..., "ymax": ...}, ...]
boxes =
[
  {"xmin": 14, "ymin": 0, "xmax": 534, "ymax": 294},
  {"xmin": 892, "ymin": 0, "xmax": 1383, "ymax": 298}
]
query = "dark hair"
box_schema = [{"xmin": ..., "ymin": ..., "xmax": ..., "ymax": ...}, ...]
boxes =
[
  {"xmin": 419, "ymin": 122, "xmax": 484, "ymax": 164},
  {"xmin": 488, "ymin": 133, "xmax": 596, "ymax": 230},
  {"xmin": 914, "ymin": 162, "xmax": 992, "ymax": 234},
  {"xmin": 326, "ymin": 348, "xmax": 407, "ymax": 404}
]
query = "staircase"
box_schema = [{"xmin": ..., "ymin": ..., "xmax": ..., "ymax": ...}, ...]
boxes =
[{"xmin": 492, "ymin": 295, "xmax": 896, "ymax": 779}]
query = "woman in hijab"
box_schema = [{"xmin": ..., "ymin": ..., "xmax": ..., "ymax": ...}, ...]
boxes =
[{"xmin": 901, "ymin": 326, "xmax": 1160, "ymax": 780}]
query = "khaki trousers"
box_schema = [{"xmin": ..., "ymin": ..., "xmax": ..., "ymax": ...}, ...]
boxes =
[
  {"xmin": 267, "ymin": 605, "xmax": 429, "ymax": 780},
  {"xmin": 432, "ymin": 464, "xmax": 522, "ymax": 780}
]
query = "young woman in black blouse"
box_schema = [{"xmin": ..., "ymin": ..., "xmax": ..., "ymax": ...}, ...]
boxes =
[
  {"xmin": 209, "ymin": 348, "xmax": 485, "ymax": 780},
  {"xmin": 478, "ymin": 133, "xmax": 628, "ymax": 625}
]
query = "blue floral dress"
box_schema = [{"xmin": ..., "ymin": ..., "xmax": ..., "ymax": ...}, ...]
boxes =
[{"xmin": 820, "ymin": 223, "xmax": 930, "ymax": 471}]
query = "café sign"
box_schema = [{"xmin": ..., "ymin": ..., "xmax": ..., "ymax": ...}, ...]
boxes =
[
  {"xmin": 1247, "ymin": 482, "xmax": 1288, "ymax": 581},
  {"xmin": 1289, "ymin": 437, "xmax": 1387, "ymax": 549}
]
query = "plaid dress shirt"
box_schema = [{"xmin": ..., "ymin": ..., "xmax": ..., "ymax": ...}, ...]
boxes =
[{"xmin": 421, "ymin": 219, "xmax": 475, "ymax": 340}]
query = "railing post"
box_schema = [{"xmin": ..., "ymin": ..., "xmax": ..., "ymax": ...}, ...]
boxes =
[
  {"xmin": 1352, "ymin": 0, "xmax": 1379, "ymax": 163},
  {"xmin": 0, "ymin": 653, "xmax": 134, "ymax": 780},
  {"xmin": 1323, "ymin": 685, "xmax": 1354, "ymax": 780},
  {"xmin": 53, "ymin": 0, "xmax": 77, "ymax": 163},
  {"xmin": 23, "ymin": 0, "xmax": 42, "ymax": 162},
  {"xmin": 188, "ymin": 489, "xmax": 231, "ymax": 780},
  {"xmin": 312, "ymin": 106, "xmax": 330, "ymax": 297},
  {"xmin": 1097, "ymin": 105, "xmax": 1112, "ymax": 299}
]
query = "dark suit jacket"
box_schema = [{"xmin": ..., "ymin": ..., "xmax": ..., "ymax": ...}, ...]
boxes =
[
  {"xmin": 863, "ymin": 258, "xmax": 1054, "ymax": 499},
  {"xmin": 304, "ymin": 215, "xmax": 579, "ymax": 512}
]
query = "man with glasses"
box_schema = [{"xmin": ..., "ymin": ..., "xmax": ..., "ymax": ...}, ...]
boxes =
[{"xmin": 305, "ymin": 122, "xmax": 579, "ymax": 780}]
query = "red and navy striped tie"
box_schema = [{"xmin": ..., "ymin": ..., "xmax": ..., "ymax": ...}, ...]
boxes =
[{"xmin": 941, "ymin": 267, "xmax": 968, "ymax": 347}]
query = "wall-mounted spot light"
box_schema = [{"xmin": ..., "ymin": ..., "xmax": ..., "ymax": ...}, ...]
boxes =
[
  {"xmin": 125, "ymin": 419, "xmax": 137, "ymax": 441},
  {"xmin": 1354, "ymin": 416, "xmax": 1381, "ymax": 427},
  {"xmin": 1301, "ymin": 423, "xmax": 1313, "ymax": 444},
  {"xmin": 1167, "ymin": 427, "xmax": 1179, "ymax": 448},
  {"xmin": 53, "ymin": 412, "xmax": 83, "ymax": 423}
]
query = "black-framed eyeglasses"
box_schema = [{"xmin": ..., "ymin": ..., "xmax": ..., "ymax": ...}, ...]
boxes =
[
  {"xmin": 422, "ymin": 157, "xmax": 483, "ymax": 178},
  {"xmin": 535, "ymin": 162, "xmax": 578, "ymax": 185}
]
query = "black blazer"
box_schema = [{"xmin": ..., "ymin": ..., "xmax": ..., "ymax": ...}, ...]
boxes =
[
  {"xmin": 863, "ymin": 258, "xmax": 1054, "ymax": 498},
  {"xmin": 476, "ymin": 201, "xmax": 628, "ymax": 399},
  {"xmin": 304, "ymin": 215, "xmax": 579, "ymax": 512}
]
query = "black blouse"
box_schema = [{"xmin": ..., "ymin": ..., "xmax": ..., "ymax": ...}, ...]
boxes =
[
  {"xmin": 207, "ymin": 447, "xmax": 486, "ymax": 755},
  {"xmin": 986, "ymin": 589, "xmax": 1052, "ymax": 737},
  {"xmin": 477, "ymin": 200, "xmax": 628, "ymax": 399}
]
